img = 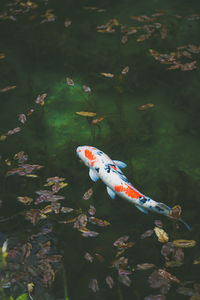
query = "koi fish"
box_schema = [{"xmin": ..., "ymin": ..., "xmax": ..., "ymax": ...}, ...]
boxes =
[{"xmin": 76, "ymin": 146, "xmax": 190, "ymax": 230}]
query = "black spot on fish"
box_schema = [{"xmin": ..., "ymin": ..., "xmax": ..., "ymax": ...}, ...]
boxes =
[
  {"xmin": 139, "ymin": 197, "xmax": 147, "ymax": 204},
  {"xmin": 105, "ymin": 164, "xmax": 111, "ymax": 173},
  {"xmin": 155, "ymin": 205, "xmax": 164, "ymax": 212},
  {"xmin": 95, "ymin": 167, "xmax": 100, "ymax": 173},
  {"xmin": 97, "ymin": 151, "xmax": 103, "ymax": 155}
]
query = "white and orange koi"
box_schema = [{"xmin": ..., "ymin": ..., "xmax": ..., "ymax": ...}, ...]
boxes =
[{"xmin": 76, "ymin": 146, "xmax": 190, "ymax": 230}]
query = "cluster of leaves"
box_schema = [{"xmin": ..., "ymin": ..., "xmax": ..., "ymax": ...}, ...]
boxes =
[
  {"xmin": 96, "ymin": 10, "xmax": 200, "ymax": 44},
  {"xmin": 149, "ymin": 45, "xmax": 200, "ymax": 71},
  {"xmin": 84, "ymin": 217, "xmax": 200, "ymax": 300}
]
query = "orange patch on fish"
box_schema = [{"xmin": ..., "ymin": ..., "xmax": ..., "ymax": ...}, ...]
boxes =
[
  {"xmin": 85, "ymin": 149, "xmax": 96, "ymax": 161},
  {"xmin": 111, "ymin": 165, "xmax": 117, "ymax": 170},
  {"xmin": 115, "ymin": 184, "xmax": 142, "ymax": 198}
]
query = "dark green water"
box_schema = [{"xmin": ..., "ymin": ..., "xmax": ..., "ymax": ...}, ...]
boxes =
[{"xmin": 0, "ymin": 0, "xmax": 200, "ymax": 299}]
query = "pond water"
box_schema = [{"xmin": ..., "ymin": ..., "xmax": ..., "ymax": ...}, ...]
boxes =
[{"xmin": 0, "ymin": 0, "xmax": 200, "ymax": 299}]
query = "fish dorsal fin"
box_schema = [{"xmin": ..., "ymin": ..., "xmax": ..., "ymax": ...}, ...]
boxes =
[
  {"xmin": 89, "ymin": 168, "xmax": 99, "ymax": 182},
  {"xmin": 107, "ymin": 186, "xmax": 116, "ymax": 199},
  {"xmin": 135, "ymin": 204, "xmax": 149, "ymax": 214},
  {"xmin": 113, "ymin": 160, "xmax": 127, "ymax": 169}
]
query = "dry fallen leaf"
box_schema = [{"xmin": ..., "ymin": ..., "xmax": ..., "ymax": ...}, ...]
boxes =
[
  {"xmin": 154, "ymin": 227, "xmax": 169, "ymax": 243},
  {"xmin": 66, "ymin": 77, "xmax": 74, "ymax": 86},
  {"xmin": 76, "ymin": 111, "xmax": 96, "ymax": 117},
  {"xmin": 173, "ymin": 240, "xmax": 196, "ymax": 248},
  {"xmin": 100, "ymin": 72, "xmax": 114, "ymax": 78},
  {"xmin": 138, "ymin": 103, "xmax": 154, "ymax": 110}
]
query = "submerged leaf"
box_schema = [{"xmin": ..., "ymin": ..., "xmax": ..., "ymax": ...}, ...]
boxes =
[
  {"xmin": 89, "ymin": 278, "xmax": 99, "ymax": 292},
  {"xmin": 17, "ymin": 196, "xmax": 33, "ymax": 205},
  {"xmin": 76, "ymin": 111, "xmax": 96, "ymax": 117}
]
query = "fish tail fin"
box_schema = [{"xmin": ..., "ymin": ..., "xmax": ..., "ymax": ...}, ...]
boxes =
[{"xmin": 178, "ymin": 217, "xmax": 191, "ymax": 231}]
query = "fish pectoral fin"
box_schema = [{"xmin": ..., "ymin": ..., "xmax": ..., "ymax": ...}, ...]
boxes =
[
  {"xmin": 113, "ymin": 160, "xmax": 127, "ymax": 169},
  {"xmin": 89, "ymin": 168, "xmax": 99, "ymax": 182},
  {"xmin": 106, "ymin": 186, "xmax": 116, "ymax": 199},
  {"xmin": 135, "ymin": 204, "xmax": 149, "ymax": 214}
]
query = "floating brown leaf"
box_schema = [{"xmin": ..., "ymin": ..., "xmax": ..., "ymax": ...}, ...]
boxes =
[
  {"xmin": 89, "ymin": 278, "xmax": 99, "ymax": 292},
  {"xmin": 84, "ymin": 252, "xmax": 94, "ymax": 263},
  {"xmin": 89, "ymin": 217, "xmax": 110, "ymax": 227},
  {"xmin": 100, "ymin": 72, "xmax": 114, "ymax": 78},
  {"xmin": 138, "ymin": 103, "xmax": 154, "ymax": 110},
  {"xmin": 154, "ymin": 227, "xmax": 169, "ymax": 243},
  {"xmin": 76, "ymin": 111, "xmax": 97, "ymax": 117},
  {"xmin": 172, "ymin": 240, "xmax": 196, "ymax": 248},
  {"xmin": 137, "ymin": 263, "xmax": 155, "ymax": 270},
  {"xmin": 66, "ymin": 77, "xmax": 74, "ymax": 86}
]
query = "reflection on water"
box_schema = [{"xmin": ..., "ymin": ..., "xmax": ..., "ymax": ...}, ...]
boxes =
[{"xmin": 0, "ymin": 0, "xmax": 200, "ymax": 299}]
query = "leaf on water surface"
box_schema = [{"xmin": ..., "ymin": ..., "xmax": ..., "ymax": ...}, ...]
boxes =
[
  {"xmin": 37, "ymin": 241, "xmax": 51, "ymax": 257},
  {"xmin": 137, "ymin": 263, "xmax": 155, "ymax": 270},
  {"xmin": 35, "ymin": 93, "xmax": 47, "ymax": 106},
  {"xmin": 154, "ymin": 220, "xmax": 163, "ymax": 228},
  {"xmin": 76, "ymin": 111, "xmax": 96, "ymax": 117},
  {"xmin": 113, "ymin": 236, "xmax": 129, "ymax": 247},
  {"xmin": 83, "ymin": 188, "xmax": 93, "ymax": 200},
  {"xmin": 130, "ymin": 15, "xmax": 155, "ymax": 22},
  {"xmin": 74, "ymin": 213, "xmax": 87, "ymax": 228},
  {"xmin": 137, "ymin": 34, "xmax": 151, "ymax": 42},
  {"xmin": 0, "ymin": 85, "xmax": 16, "ymax": 92},
  {"xmin": 106, "ymin": 276, "xmax": 114, "ymax": 288},
  {"xmin": 140, "ymin": 229, "xmax": 154, "ymax": 239},
  {"xmin": 62, "ymin": 217, "xmax": 78, "ymax": 224},
  {"xmin": 89, "ymin": 278, "xmax": 99, "ymax": 292},
  {"xmin": 165, "ymin": 260, "xmax": 183, "ymax": 268},
  {"xmin": 148, "ymin": 270, "xmax": 171, "ymax": 294},
  {"xmin": 64, "ymin": 18, "xmax": 71, "ymax": 27},
  {"xmin": 95, "ymin": 253, "xmax": 104, "ymax": 262},
  {"xmin": 0, "ymin": 53, "xmax": 5, "ymax": 59},
  {"xmin": 193, "ymin": 257, "xmax": 200, "ymax": 264},
  {"xmin": 21, "ymin": 242, "xmax": 32, "ymax": 260},
  {"xmin": 26, "ymin": 108, "xmax": 34, "ymax": 116},
  {"xmin": 100, "ymin": 72, "xmax": 114, "ymax": 78},
  {"xmin": 18, "ymin": 113, "xmax": 26, "ymax": 124},
  {"xmin": 154, "ymin": 227, "xmax": 169, "ymax": 243},
  {"xmin": 138, "ymin": 103, "xmax": 154, "ymax": 110},
  {"xmin": 144, "ymin": 294, "xmax": 166, "ymax": 300},
  {"xmin": 66, "ymin": 77, "xmax": 74, "ymax": 86},
  {"xmin": 121, "ymin": 66, "xmax": 129, "ymax": 75},
  {"xmin": 25, "ymin": 209, "xmax": 41, "ymax": 225},
  {"xmin": 7, "ymin": 127, "xmax": 21, "ymax": 135},
  {"xmin": 172, "ymin": 240, "xmax": 196, "ymax": 248},
  {"xmin": 17, "ymin": 196, "xmax": 33, "ymax": 205},
  {"xmin": 121, "ymin": 34, "xmax": 128, "ymax": 44},
  {"xmin": 79, "ymin": 227, "xmax": 99, "ymax": 237},
  {"xmin": 84, "ymin": 252, "xmax": 94, "ymax": 263},
  {"xmin": 82, "ymin": 85, "xmax": 91, "ymax": 93},
  {"xmin": 0, "ymin": 135, "xmax": 7, "ymax": 141},
  {"xmin": 89, "ymin": 217, "xmax": 110, "ymax": 227},
  {"xmin": 88, "ymin": 205, "xmax": 96, "ymax": 215},
  {"xmin": 61, "ymin": 206, "xmax": 74, "ymax": 213},
  {"xmin": 157, "ymin": 269, "xmax": 180, "ymax": 284},
  {"xmin": 40, "ymin": 205, "xmax": 53, "ymax": 214},
  {"xmin": 91, "ymin": 117, "xmax": 104, "ymax": 125},
  {"xmin": 118, "ymin": 274, "xmax": 131, "ymax": 287},
  {"xmin": 44, "ymin": 255, "xmax": 62, "ymax": 263},
  {"xmin": 27, "ymin": 282, "xmax": 34, "ymax": 293}
]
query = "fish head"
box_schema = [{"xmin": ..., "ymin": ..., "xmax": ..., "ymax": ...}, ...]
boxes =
[{"xmin": 76, "ymin": 146, "xmax": 98, "ymax": 167}]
